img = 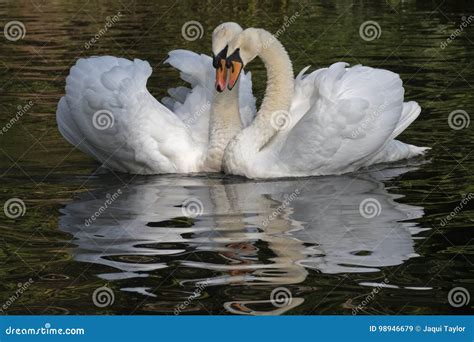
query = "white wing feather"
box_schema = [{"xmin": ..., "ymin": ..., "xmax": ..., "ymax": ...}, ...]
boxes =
[
  {"xmin": 274, "ymin": 62, "xmax": 426, "ymax": 175},
  {"xmin": 57, "ymin": 51, "xmax": 257, "ymax": 174},
  {"xmin": 57, "ymin": 56, "xmax": 203, "ymax": 174}
]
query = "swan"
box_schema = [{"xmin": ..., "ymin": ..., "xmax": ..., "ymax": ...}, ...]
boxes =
[
  {"xmin": 220, "ymin": 28, "xmax": 429, "ymax": 179},
  {"xmin": 56, "ymin": 22, "xmax": 255, "ymax": 174}
]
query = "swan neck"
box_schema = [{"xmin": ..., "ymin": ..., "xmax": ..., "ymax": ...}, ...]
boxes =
[
  {"xmin": 205, "ymin": 81, "xmax": 242, "ymax": 171},
  {"xmin": 251, "ymin": 30, "xmax": 294, "ymax": 150}
]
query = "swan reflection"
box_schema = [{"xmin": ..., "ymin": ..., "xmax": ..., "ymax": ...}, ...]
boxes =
[{"xmin": 59, "ymin": 165, "xmax": 425, "ymax": 314}]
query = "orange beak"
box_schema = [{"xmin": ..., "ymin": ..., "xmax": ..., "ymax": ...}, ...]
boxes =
[
  {"xmin": 215, "ymin": 59, "xmax": 227, "ymax": 93},
  {"xmin": 228, "ymin": 60, "xmax": 243, "ymax": 91}
]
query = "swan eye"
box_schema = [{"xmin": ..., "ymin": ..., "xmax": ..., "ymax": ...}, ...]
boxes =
[
  {"xmin": 226, "ymin": 48, "xmax": 242, "ymax": 69},
  {"xmin": 212, "ymin": 53, "xmax": 218, "ymax": 68},
  {"xmin": 227, "ymin": 49, "xmax": 243, "ymax": 91},
  {"xmin": 212, "ymin": 46, "xmax": 228, "ymax": 69}
]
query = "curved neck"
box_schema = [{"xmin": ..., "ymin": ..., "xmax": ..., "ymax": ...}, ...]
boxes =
[
  {"xmin": 205, "ymin": 81, "xmax": 242, "ymax": 171},
  {"xmin": 249, "ymin": 30, "xmax": 294, "ymax": 151}
]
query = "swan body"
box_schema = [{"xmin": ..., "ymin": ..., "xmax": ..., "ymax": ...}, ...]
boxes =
[
  {"xmin": 56, "ymin": 23, "xmax": 255, "ymax": 174},
  {"xmin": 222, "ymin": 28, "xmax": 429, "ymax": 179},
  {"xmin": 57, "ymin": 24, "xmax": 428, "ymax": 179}
]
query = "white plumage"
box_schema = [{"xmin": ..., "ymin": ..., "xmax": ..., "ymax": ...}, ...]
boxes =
[
  {"xmin": 56, "ymin": 25, "xmax": 428, "ymax": 179},
  {"xmin": 56, "ymin": 51, "xmax": 255, "ymax": 174},
  {"xmin": 222, "ymin": 28, "xmax": 429, "ymax": 178},
  {"xmin": 280, "ymin": 63, "xmax": 427, "ymax": 174}
]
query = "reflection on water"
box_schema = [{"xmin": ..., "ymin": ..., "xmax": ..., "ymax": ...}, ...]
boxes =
[{"xmin": 59, "ymin": 165, "xmax": 426, "ymax": 314}]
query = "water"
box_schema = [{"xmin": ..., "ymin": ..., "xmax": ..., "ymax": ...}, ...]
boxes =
[{"xmin": 0, "ymin": 0, "xmax": 473, "ymax": 315}]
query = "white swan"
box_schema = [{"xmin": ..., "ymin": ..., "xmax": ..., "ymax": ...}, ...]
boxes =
[
  {"xmin": 221, "ymin": 28, "xmax": 429, "ymax": 179},
  {"xmin": 56, "ymin": 23, "xmax": 255, "ymax": 174}
]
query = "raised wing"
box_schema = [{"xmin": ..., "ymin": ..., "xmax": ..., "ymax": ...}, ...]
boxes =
[
  {"xmin": 56, "ymin": 56, "xmax": 203, "ymax": 174},
  {"xmin": 164, "ymin": 49, "xmax": 256, "ymax": 142},
  {"xmin": 279, "ymin": 62, "xmax": 411, "ymax": 174}
]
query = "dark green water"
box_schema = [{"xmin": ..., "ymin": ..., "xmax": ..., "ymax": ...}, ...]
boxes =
[{"xmin": 0, "ymin": 0, "xmax": 472, "ymax": 315}]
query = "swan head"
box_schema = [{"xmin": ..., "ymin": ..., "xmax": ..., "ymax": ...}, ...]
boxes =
[
  {"xmin": 226, "ymin": 28, "xmax": 262, "ymax": 90},
  {"xmin": 212, "ymin": 22, "xmax": 243, "ymax": 92}
]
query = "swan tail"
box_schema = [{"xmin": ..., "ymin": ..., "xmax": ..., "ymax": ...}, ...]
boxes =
[
  {"xmin": 370, "ymin": 140, "xmax": 430, "ymax": 165},
  {"xmin": 390, "ymin": 101, "xmax": 421, "ymax": 140},
  {"xmin": 370, "ymin": 101, "xmax": 429, "ymax": 164}
]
